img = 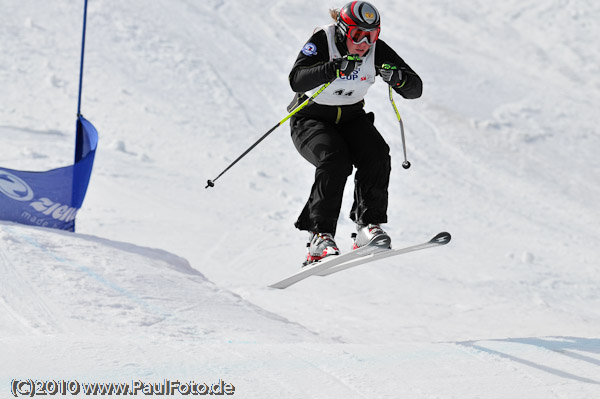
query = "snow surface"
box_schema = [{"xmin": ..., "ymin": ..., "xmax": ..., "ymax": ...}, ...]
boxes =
[{"xmin": 1, "ymin": 0, "xmax": 600, "ymax": 397}]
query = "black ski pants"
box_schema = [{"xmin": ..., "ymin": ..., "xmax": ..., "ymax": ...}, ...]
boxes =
[{"xmin": 290, "ymin": 110, "xmax": 391, "ymax": 235}]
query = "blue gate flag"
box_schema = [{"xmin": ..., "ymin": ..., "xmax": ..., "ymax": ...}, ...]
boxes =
[{"xmin": 0, "ymin": 116, "xmax": 98, "ymax": 232}]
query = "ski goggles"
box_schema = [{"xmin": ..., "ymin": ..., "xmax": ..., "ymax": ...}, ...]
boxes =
[{"xmin": 346, "ymin": 26, "xmax": 380, "ymax": 45}]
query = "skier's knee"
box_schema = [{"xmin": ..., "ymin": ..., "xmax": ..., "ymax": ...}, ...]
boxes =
[
  {"xmin": 318, "ymin": 150, "xmax": 353, "ymax": 176},
  {"xmin": 366, "ymin": 112, "xmax": 375, "ymax": 124}
]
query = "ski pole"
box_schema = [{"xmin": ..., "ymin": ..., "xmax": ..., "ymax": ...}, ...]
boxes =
[
  {"xmin": 379, "ymin": 64, "xmax": 411, "ymax": 169},
  {"xmin": 388, "ymin": 85, "xmax": 411, "ymax": 169},
  {"xmin": 206, "ymin": 80, "xmax": 335, "ymax": 189}
]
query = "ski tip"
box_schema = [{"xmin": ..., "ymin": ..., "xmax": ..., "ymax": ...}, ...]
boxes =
[{"xmin": 430, "ymin": 232, "xmax": 451, "ymax": 245}]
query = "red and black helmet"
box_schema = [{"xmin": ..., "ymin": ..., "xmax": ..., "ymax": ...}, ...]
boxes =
[{"xmin": 337, "ymin": 1, "xmax": 381, "ymax": 45}]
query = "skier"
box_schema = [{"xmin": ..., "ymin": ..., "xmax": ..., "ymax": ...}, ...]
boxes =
[{"xmin": 288, "ymin": 1, "xmax": 423, "ymax": 264}]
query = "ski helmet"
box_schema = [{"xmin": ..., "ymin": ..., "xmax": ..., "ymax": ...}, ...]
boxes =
[{"xmin": 337, "ymin": 1, "xmax": 381, "ymax": 45}]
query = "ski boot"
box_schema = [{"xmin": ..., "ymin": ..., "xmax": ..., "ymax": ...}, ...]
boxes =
[
  {"xmin": 352, "ymin": 224, "xmax": 392, "ymax": 252},
  {"xmin": 303, "ymin": 232, "xmax": 340, "ymax": 266}
]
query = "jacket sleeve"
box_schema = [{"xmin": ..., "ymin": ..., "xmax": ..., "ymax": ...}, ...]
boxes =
[
  {"xmin": 289, "ymin": 30, "xmax": 336, "ymax": 93},
  {"xmin": 374, "ymin": 39, "xmax": 423, "ymax": 99}
]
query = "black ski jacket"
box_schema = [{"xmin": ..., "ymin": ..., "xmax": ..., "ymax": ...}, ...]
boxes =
[{"xmin": 287, "ymin": 29, "xmax": 422, "ymax": 121}]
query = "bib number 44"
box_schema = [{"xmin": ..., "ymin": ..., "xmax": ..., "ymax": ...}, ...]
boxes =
[{"xmin": 333, "ymin": 89, "xmax": 355, "ymax": 97}]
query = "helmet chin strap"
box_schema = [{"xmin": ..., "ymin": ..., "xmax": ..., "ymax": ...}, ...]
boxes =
[{"xmin": 334, "ymin": 27, "xmax": 350, "ymax": 55}]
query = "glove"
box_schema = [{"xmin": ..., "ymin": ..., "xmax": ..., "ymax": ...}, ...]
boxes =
[
  {"xmin": 380, "ymin": 63, "xmax": 403, "ymax": 88},
  {"xmin": 332, "ymin": 54, "xmax": 363, "ymax": 78}
]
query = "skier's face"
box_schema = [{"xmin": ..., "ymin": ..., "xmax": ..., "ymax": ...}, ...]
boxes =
[{"xmin": 346, "ymin": 37, "xmax": 371, "ymax": 57}]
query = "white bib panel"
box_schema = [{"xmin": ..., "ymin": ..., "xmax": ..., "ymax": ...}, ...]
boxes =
[{"xmin": 309, "ymin": 24, "xmax": 376, "ymax": 106}]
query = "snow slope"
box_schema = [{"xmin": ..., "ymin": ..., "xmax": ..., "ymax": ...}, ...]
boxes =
[{"xmin": 1, "ymin": 0, "xmax": 599, "ymax": 397}]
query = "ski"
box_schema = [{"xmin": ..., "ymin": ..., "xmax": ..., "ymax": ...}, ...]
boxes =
[
  {"xmin": 268, "ymin": 242, "xmax": 380, "ymax": 289},
  {"xmin": 317, "ymin": 231, "xmax": 451, "ymax": 276},
  {"xmin": 269, "ymin": 232, "xmax": 451, "ymax": 289}
]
